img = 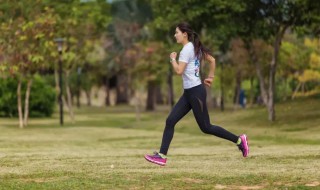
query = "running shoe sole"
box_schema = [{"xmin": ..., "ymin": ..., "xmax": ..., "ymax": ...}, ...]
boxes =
[
  {"xmin": 144, "ymin": 155, "xmax": 166, "ymax": 166},
  {"xmin": 240, "ymin": 134, "xmax": 249, "ymax": 157}
]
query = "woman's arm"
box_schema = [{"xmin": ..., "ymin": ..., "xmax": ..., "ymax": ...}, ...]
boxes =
[
  {"xmin": 204, "ymin": 54, "xmax": 216, "ymax": 87},
  {"xmin": 170, "ymin": 52, "xmax": 187, "ymax": 75},
  {"xmin": 206, "ymin": 54, "xmax": 216, "ymax": 78}
]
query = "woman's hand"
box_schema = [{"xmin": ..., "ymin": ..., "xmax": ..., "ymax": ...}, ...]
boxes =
[
  {"xmin": 170, "ymin": 52, "xmax": 177, "ymax": 60},
  {"xmin": 204, "ymin": 77, "xmax": 213, "ymax": 87}
]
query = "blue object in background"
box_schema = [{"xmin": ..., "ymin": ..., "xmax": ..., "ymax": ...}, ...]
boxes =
[{"xmin": 239, "ymin": 89, "xmax": 246, "ymax": 108}]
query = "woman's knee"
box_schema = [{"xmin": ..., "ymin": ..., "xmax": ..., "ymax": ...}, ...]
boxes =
[
  {"xmin": 166, "ymin": 116, "xmax": 177, "ymax": 128},
  {"xmin": 200, "ymin": 128, "xmax": 210, "ymax": 134},
  {"xmin": 199, "ymin": 123, "xmax": 211, "ymax": 134}
]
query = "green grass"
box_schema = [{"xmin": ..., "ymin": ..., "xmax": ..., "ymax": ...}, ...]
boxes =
[{"xmin": 0, "ymin": 98, "xmax": 320, "ymax": 189}]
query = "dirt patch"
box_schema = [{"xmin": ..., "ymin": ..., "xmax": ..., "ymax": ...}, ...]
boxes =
[
  {"xmin": 215, "ymin": 184, "xmax": 227, "ymax": 189},
  {"xmin": 21, "ymin": 176, "xmax": 69, "ymax": 183},
  {"xmin": 0, "ymin": 153, "xmax": 6, "ymax": 158},
  {"xmin": 305, "ymin": 181, "xmax": 320, "ymax": 187},
  {"xmin": 238, "ymin": 186, "xmax": 265, "ymax": 190},
  {"xmin": 215, "ymin": 184, "xmax": 264, "ymax": 190}
]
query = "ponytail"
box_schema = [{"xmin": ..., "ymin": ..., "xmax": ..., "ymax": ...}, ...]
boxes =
[{"xmin": 177, "ymin": 22, "xmax": 212, "ymax": 60}]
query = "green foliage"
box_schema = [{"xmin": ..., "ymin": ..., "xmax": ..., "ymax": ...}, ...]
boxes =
[
  {"xmin": 29, "ymin": 75, "xmax": 56, "ymax": 117},
  {"xmin": 0, "ymin": 1, "xmax": 57, "ymax": 77},
  {"xmin": 48, "ymin": 0, "xmax": 111, "ymax": 72},
  {"xmin": 241, "ymin": 79, "xmax": 259, "ymax": 102},
  {"xmin": 0, "ymin": 78, "xmax": 17, "ymax": 117},
  {"xmin": 275, "ymin": 78, "xmax": 293, "ymax": 102},
  {"xmin": 279, "ymin": 35, "xmax": 313, "ymax": 75},
  {"xmin": 149, "ymin": 0, "xmax": 246, "ymax": 51},
  {"xmin": 1, "ymin": 0, "xmax": 319, "ymax": 111},
  {"xmin": 131, "ymin": 42, "xmax": 168, "ymax": 85},
  {"xmin": 0, "ymin": 75, "xmax": 56, "ymax": 117},
  {"xmin": 280, "ymin": 37, "xmax": 320, "ymax": 98}
]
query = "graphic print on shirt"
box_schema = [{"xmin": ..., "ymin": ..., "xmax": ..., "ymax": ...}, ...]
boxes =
[{"xmin": 194, "ymin": 59, "xmax": 200, "ymax": 77}]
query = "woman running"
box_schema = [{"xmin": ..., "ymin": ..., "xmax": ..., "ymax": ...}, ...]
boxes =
[{"xmin": 144, "ymin": 22, "xmax": 249, "ymax": 166}]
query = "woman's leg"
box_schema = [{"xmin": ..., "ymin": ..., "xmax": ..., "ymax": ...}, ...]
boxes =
[
  {"xmin": 187, "ymin": 85, "xmax": 238, "ymax": 143},
  {"xmin": 159, "ymin": 94, "xmax": 191, "ymax": 155}
]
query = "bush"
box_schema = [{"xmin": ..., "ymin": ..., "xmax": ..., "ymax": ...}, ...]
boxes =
[
  {"xmin": 0, "ymin": 75, "xmax": 56, "ymax": 117},
  {"xmin": 0, "ymin": 78, "xmax": 18, "ymax": 117},
  {"xmin": 275, "ymin": 78, "xmax": 293, "ymax": 102}
]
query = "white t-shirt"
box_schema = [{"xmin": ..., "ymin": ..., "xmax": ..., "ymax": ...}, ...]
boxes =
[{"xmin": 178, "ymin": 42, "xmax": 201, "ymax": 89}]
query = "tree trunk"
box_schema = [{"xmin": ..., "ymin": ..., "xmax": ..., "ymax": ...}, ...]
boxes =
[
  {"xmin": 76, "ymin": 72, "xmax": 81, "ymax": 108},
  {"xmin": 268, "ymin": 54, "xmax": 277, "ymax": 121},
  {"xmin": 85, "ymin": 89, "xmax": 91, "ymax": 106},
  {"xmin": 167, "ymin": 67, "xmax": 174, "ymax": 108},
  {"xmin": 233, "ymin": 70, "xmax": 242, "ymax": 110},
  {"xmin": 76, "ymin": 93, "xmax": 80, "ymax": 108},
  {"xmin": 65, "ymin": 71, "xmax": 75, "ymax": 123},
  {"xmin": 256, "ymin": 61, "xmax": 269, "ymax": 105},
  {"xmin": 220, "ymin": 62, "xmax": 225, "ymax": 111},
  {"xmin": 127, "ymin": 73, "xmax": 135, "ymax": 103},
  {"xmin": 249, "ymin": 38, "xmax": 277, "ymax": 121},
  {"xmin": 249, "ymin": 77, "xmax": 255, "ymax": 106},
  {"xmin": 116, "ymin": 73, "xmax": 128, "ymax": 104},
  {"xmin": 204, "ymin": 86, "xmax": 213, "ymax": 109},
  {"xmin": 146, "ymin": 81, "xmax": 156, "ymax": 111},
  {"xmin": 23, "ymin": 78, "xmax": 33, "ymax": 127},
  {"xmin": 105, "ymin": 77, "xmax": 110, "ymax": 106},
  {"xmin": 17, "ymin": 79, "xmax": 24, "ymax": 128},
  {"xmin": 135, "ymin": 90, "xmax": 141, "ymax": 122},
  {"xmin": 283, "ymin": 77, "xmax": 288, "ymax": 100},
  {"xmin": 292, "ymin": 82, "xmax": 301, "ymax": 99},
  {"xmin": 245, "ymin": 39, "xmax": 267, "ymax": 106},
  {"xmin": 267, "ymin": 26, "xmax": 287, "ymax": 121},
  {"xmin": 55, "ymin": 66, "xmax": 64, "ymax": 125},
  {"xmin": 155, "ymin": 84, "xmax": 164, "ymax": 104},
  {"xmin": 212, "ymin": 96, "xmax": 218, "ymax": 108},
  {"xmin": 71, "ymin": 91, "xmax": 74, "ymax": 106},
  {"xmin": 247, "ymin": 41, "xmax": 269, "ymax": 105}
]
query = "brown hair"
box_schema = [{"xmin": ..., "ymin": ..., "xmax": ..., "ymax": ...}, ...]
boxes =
[{"xmin": 176, "ymin": 22, "xmax": 212, "ymax": 59}]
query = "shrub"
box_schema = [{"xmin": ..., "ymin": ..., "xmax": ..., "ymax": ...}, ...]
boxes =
[{"xmin": 0, "ymin": 75, "xmax": 56, "ymax": 117}]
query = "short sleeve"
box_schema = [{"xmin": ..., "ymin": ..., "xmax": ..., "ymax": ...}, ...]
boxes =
[{"xmin": 178, "ymin": 45, "xmax": 191, "ymax": 63}]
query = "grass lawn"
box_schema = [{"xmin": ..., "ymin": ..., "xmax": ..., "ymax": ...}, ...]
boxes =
[{"xmin": 0, "ymin": 98, "xmax": 319, "ymax": 189}]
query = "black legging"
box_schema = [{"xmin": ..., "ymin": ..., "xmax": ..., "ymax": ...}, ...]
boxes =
[{"xmin": 159, "ymin": 84, "xmax": 238, "ymax": 155}]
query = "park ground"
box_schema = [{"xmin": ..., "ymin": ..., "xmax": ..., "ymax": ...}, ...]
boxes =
[{"xmin": 0, "ymin": 98, "xmax": 319, "ymax": 189}]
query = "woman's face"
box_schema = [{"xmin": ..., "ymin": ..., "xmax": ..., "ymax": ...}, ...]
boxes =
[{"xmin": 174, "ymin": 27, "xmax": 187, "ymax": 44}]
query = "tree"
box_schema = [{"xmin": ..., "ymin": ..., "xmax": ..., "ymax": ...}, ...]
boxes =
[
  {"xmin": 0, "ymin": 0, "xmax": 56, "ymax": 128},
  {"xmin": 46, "ymin": 0, "xmax": 111, "ymax": 121},
  {"xmin": 235, "ymin": 0, "xmax": 320, "ymax": 121},
  {"xmin": 292, "ymin": 38, "xmax": 320, "ymax": 98},
  {"xmin": 131, "ymin": 42, "xmax": 167, "ymax": 111},
  {"xmin": 277, "ymin": 35, "xmax": 312, "ymax": 100},
  {"xmin": 107, "ymin": 0, "xmax": 155, "ymax": 106},
  {"xmin": 229, "ymin": 38, "xmax": 249, "ymax": 108},
  {"xmin": 0, "ymin": 0, "xmax": 111, "ymax": 127}
]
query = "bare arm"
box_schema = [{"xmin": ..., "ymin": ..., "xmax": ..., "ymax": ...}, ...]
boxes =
[
  {"xmin": 171, "ymin": 60, "xmax": 187, "ymax": 75},
  {"xmin": 206, "ymin": 54, "xmax": 216, "ymax": 78},
  {"xmin": 203, "ymin": 54, "xmax": 216, "ymax": 87},
  {"xmin": 170, "ymin": 52, "xmax": 187, "ymax": 75}
]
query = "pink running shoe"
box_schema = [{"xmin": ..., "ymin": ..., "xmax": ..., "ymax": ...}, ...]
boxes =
[
  {"xmin": 144, "ymin": 152, "xmax": 167, "ymax": 166},
  {"xmin": 238, "ymin": 134, "xmax": 249, "ymax": 157}
]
